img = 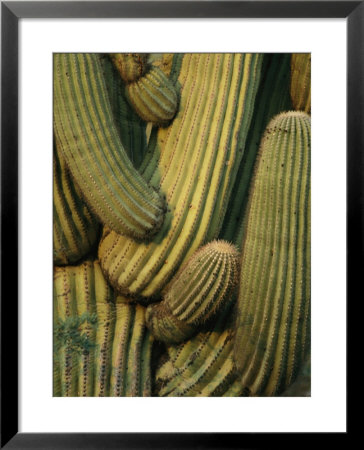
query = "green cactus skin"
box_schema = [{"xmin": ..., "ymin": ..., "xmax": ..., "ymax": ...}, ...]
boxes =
[
  {"xmin": 100, "ymin": 55, "xmax": 148, "ymax": 169},
  {"xmin": 126, "ymin": 66, "xmax": 178, "ymax": 126},
  {"xmin": 146, "ymin": 240, "xmax": 240, "ymax": 343},
  {"xmin": 233, "ymin": 111, "xmax": 311, "ymax": 396},
  {"xmin": 53, "ymin": 53, "xmax": 166, "ymax": 240},
  {"xmin": 155, "ymin": 306, "xmax": 239, "ymax": 397},
  {"xmin": 99, "ymin": 53, "xmax": 263, "ymax": 300},
  {"xmin": 220, "ymin": 53, "xmax": 292, "ymax": 246},
  {"xmin": 53, "ymin": 260, "xmax": 154, "ymax": 396},
  {"xmin": 53, "ymin": 147, "xmax": 100, "ymax": 265},
  {"xmin": 290, "ymin": 54, "xmax": 311, "ymax": 114},
  {"xmin": 109, "ymin": 53, "xmax": 149, "ymax": 83}
]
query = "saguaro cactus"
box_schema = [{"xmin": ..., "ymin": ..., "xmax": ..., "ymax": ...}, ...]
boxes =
[
  {"xmin": 233, "ymin": 111, "xmax": 311, "ymax": 396},
  {"xmin": 99, "ymin": 53, "xmax": 263, "ymax": 299},
  {"xmin": 146, "ymin": 240, "xmax": 240, "ymax": 343},
  {"xmin": 53, "ymin": 260, "xmax": 154, "ymax": 396},
  {"xmin": 53, "ymin": 53, "xmax": 166, "ymax": 240}
]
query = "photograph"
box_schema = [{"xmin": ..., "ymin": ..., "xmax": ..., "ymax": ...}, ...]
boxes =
[{"xmin": 53, "ymin": 52, "xmax": 311, "ymax": 398}]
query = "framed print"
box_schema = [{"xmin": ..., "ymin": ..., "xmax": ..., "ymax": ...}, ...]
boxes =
[{"xmin": 1, "ymin": 1, "xmax": 357, "ymax": 448}]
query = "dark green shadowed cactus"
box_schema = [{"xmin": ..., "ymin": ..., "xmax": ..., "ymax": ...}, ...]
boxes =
[
  {"xmin": 146, "ymin": 240, "xmax": 240, "ymax": 344},
  {"xmin": 233, "ymin": 111, "xmax": 311, "ymax": 396}
]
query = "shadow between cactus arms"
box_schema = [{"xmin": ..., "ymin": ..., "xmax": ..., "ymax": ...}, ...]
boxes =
[{"xmin": 53, "ymin": 52, "xmax": 311, "ymax": 397}]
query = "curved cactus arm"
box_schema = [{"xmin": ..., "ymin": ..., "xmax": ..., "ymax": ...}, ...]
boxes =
[
  {"xmin": 53, "ymin": 53, "xmax": 166, "ymax": 240},
  {"xmin": 233, "ymin": 111, "xmax": 311, "ymax": 396},
  {"xmin": 109, "ymin": 53, "xmax": 149, "ymax": 83},
  {"xmin": 99, "ymin": 53, "xmax": 263, "ymax": 300},
  {"xmin": 126, "ymin": 66, "xmax": 178, "ymax": 126}
]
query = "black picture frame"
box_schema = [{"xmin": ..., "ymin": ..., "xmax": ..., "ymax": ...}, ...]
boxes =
[{"xmin": 1, "ymin": 1, "xmax": 356, "ymax": 448}]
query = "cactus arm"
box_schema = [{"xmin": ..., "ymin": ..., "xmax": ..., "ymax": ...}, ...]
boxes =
[
  {"xmin": 233, "ymin": 112, "xmax": 311, "ymax": 396},
  {"xmin": 54, "ymin": 53, "xmax": 166, "ymax": 239}
]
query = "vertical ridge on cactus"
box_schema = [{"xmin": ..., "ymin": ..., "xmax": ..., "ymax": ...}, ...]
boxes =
[
  {"xmin": 53, "ymin": 260, "xmax": 154, "ymax": 397},
  {"xmin": 53, "ymin": 53, "xmax": 166, "ymax": 239},
  {"xmin": 99, "ymin": 53, "xmax": 263, "ymax": 299},
  {"xmin": 233, "ymin": 111, "xmax": 311, "ymax": 396},
  {"xmin": 290, "ymin": 54, "xmax": 311, "ymax": 114},
  {"xmin": 53, "ymin": 146, "xmax": 100, "ymax": 265}
]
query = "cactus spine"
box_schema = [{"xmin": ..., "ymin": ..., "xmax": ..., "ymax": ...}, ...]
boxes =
[
  {"xmin": 146, "ymin": 240, "xmax": 240, "ymax": 343},
  {"xmin": 53, "ymin": 53, "xmax": 166, "ymax": 240},
  {"xmin": 290, "ymin": 54, "xmax": 311, "ymax": 114},
  {"xmin": 233, "ymin": 111, "xmax": 311, "ymax": 396},
  {"xmin": 53, "ymin": 146, "xmax": 99, "ymax": 265},
  {"xmin": 125, "ymin": 66, "xmax": 178, "ymax": 126},
  {"xmin": 53, "ymin": 260, "xmax": 154, "ymax": 396},
  {"xmin": 99, "ymin": 53, "xmax": 263, "ymax": 299}
]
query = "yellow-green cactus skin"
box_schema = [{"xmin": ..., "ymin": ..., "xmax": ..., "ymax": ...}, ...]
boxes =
[
  {"xmin": 146, "ymin": 240, "xmax": 240, "ymax": 343},
  {"xmin": 53, "ymin": 53, "xmax": 311, "ymax": 398},
  {"xmin": 99, "ymin": 53, "xmax": 263, "ymax": 300},
  {"xmin": 53, "ymin": 260, "xmax": 153, "ymax": 397},
  {"xmin": 126, "ymin": 66, "xmax": 179, "ymax": 126},
  {"xmin": 233, "ymin": 111, "xmax": 311, "ymax": 396},
  {"xmin": 53, "ymin": 147, "xmax": 99, "ymax": 265},
  {"xmin": 290, "ymin": 53, "xmax": 311, "ymax": 114},
  {"xmin": 53, "ymin": 53, "xmax": 166, "ymax": 240},
  {"xmin": 109, "ymin": 53, "xmax": 149, "ymax": 83}
]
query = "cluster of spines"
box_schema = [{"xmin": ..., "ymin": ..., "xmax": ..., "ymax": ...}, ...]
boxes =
[
  {"xmin": 109, "ymin": 53, "xmax": 149, "ymax": 83},
  {"xmin": 98, "ymin": 53, "xmax": 263, "ymax": 300},
  {"xmin": 290, "ymin": 53, "xmax": 311, "ymax": 114},
  {"xmin": 145, "ymin": 240, "xmax": 240, "ymax": 343},
  {"xmin": 53, "ymin": 146, "xmax": 99, "ymax": 265},
  {"xmin": 233, "ymin": 111, "xmax": 311, "ymax": 396},
  {"xmin": 53, "ymin": 260, "xmax": 154, "ymax": 397},
  {"xmin": 53, "ymin": 53, "xmax": 166, "ymax": 240}
]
